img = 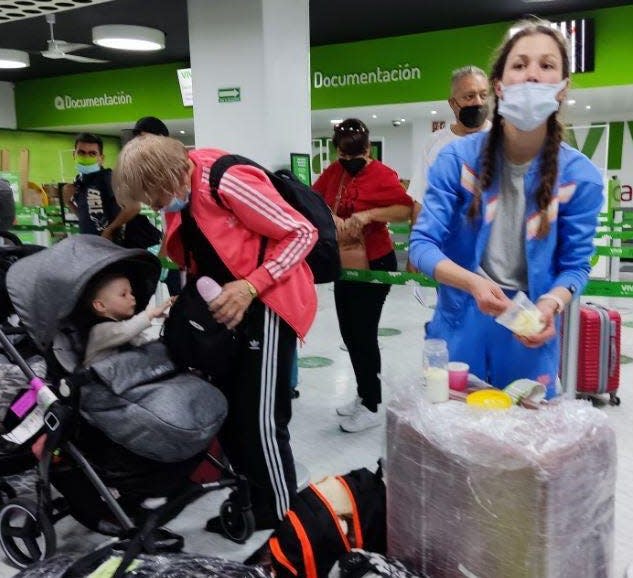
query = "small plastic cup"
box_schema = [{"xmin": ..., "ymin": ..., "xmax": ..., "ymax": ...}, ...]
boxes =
[{"xmin": 448, "ymin": 361, "xmax": 469, "ymax": 391}]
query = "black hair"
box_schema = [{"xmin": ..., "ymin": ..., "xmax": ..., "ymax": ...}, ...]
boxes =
[
  {"xmin": 133, "ymin": 116, "xmax": 169, "ymax": 137},
  {"xmin": 332, "ymin": 118, "xmax": 370, "ymax": 156},
  {"xmin": 74, "ymin": 132, "xmax": 104, "ymax": 155}
]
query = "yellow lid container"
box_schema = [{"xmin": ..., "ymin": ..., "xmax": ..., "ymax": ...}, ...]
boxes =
[{"xmin": 466, "ymin": 389, "xmax": 513, "ymax": 410}]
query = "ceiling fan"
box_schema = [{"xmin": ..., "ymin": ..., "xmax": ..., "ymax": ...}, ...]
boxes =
[{"xmin": 40, "ymin": 13, "xmax": 109, "ymax": 63}]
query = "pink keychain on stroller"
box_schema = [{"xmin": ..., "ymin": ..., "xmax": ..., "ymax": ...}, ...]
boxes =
[{"xmin": 10, "ymin": 377, "xmax": 49, "ymax": 418}]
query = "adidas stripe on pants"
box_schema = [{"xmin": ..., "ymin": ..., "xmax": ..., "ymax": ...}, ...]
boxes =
[{"xmin": 217, "ymin": 299, "xmax": 297, "ymax": 523}]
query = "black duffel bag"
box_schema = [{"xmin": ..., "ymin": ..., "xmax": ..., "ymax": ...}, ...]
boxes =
[{"xmin": 162, "ymin": 281, "xmax": 238, "ymax": 383}]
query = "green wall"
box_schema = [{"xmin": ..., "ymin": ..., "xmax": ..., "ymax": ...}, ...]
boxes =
[
  {"xmin": 0, "ymin": 129, "xmax": 121, "ymax": 186},
  {"xmin": 310, "ymin": 5, "xmax": 633, "ymax": 109},
  {"xmin": 15, "ymin": 62, "xmax": 192, "ymax": 129},
  {"xmin": 12, "ymin": 5, "xmax": 633, "ymax": 125},
  {"xmin": 572, "ymin": 6, "xmax": 633, "ymax": 89},
  {"xmin": 310, "ymin": 21, "xmax": 504, "ymax": 109}
]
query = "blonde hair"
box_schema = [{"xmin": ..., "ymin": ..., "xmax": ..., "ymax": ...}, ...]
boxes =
[{"xmin": 113, "ymin": 135, "xmax": 190, "ymax": 207}]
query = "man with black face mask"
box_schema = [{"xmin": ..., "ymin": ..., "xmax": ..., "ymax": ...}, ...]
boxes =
[
  {"xmin": 407, "ymin": 65, "xmax": 490, "ymax": 273},
  {"xmin": 408, "ymin": 65, "xmax": 490, "ymax": 209}
]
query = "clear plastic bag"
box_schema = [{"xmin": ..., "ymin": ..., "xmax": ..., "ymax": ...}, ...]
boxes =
[{"xmin": 495, "ymin": 291, "xmax": 545, "ymax": 337}]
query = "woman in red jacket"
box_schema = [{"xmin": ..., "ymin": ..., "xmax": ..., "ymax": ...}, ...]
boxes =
[
  {"xmin": 114, "ymin": 135, "xmax": 317, "ymax": 530},
  {"xmin": 313, "ymin": 119, "xmax": 413, "ymax": 432}
]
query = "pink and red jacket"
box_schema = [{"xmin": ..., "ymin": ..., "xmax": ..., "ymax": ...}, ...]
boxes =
[{"xmin": 164, "ymin": 148, "xmax": 318, "ymax": 339}]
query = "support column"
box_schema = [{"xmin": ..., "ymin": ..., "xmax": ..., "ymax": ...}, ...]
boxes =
[
  {"xmin": 407, "ymin": 118, "xmax": 434, "ymax": 199},
  {"xmin": 187, "ymin": 0, "xmax": 311, "ymax": 170}
]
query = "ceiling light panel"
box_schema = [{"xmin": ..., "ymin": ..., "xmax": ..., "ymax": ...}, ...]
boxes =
[
  {"xmin": 0, "ymin": 48, "xmax": 29, "ymax": 68},
  {"xmin": 0, "ymin": 0, "xmax": 116, "ymax": 24},
  {"xmin": 93, "ymin": 25, "xmax": 165, "ymax": 51}
]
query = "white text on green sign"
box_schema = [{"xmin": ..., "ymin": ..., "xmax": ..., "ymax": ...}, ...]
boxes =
[{"xmin": 313, "ymin": 64, "xmax": 421, "ymax": 90}]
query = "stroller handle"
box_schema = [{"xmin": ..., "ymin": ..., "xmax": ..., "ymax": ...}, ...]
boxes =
[
  {"xmin": 0, "ymin": 327, "xmax": 57, "ymax": 421},
  {"xmin": 0, "ymin": 327, "xmax": 37, "ymax": 380}
]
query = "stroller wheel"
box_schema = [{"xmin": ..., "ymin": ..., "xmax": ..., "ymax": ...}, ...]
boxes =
[
  {"xmin": 219, "ymin": 497, "xmax": 255, "ymax": 544},
  {"xmin": 0, "ymin": 498, "xmax": 56, "ymax": 568}
]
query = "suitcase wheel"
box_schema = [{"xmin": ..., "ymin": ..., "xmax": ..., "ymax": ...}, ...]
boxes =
[{"xmin": 609, "ymin": 393, "xmax": 621, "ymax": 406}]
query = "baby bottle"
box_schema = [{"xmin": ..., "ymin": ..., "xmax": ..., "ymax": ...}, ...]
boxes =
[
  {"xmin": 422, "ymin": 339, "xmax": 449, "ymax": 403},
  {"xmin": 196, "ymin": 276, "xmax": 222, "ymax": 303}
]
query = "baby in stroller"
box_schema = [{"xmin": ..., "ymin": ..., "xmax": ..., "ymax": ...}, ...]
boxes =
[
  {"xmin": 82, "ymin": 269, "xmax": 174, "ymax": 367},
  {"xmin": 0, "ymin": 235, "xmax": 255, "ymax": 571}
]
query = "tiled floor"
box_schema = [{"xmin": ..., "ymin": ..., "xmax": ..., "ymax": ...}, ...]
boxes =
[{"xmin": 1, "ymin": 283, "xmax": 631, "ymax": 577}]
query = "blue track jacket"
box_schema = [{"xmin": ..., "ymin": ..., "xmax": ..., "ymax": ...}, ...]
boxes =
[{"xmin": 409, "ymin": 131, "xmax": 603, "ymax": 328}]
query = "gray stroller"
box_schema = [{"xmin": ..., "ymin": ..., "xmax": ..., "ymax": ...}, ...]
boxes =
[{"xmin": 0, "ymin": 235, "xmax": 255, "ymax": 571}]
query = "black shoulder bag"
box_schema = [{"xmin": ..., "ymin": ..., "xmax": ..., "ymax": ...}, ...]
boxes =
[{"xmin": 162, "ymin": 206, "xmax": 238, "ymax": 384}]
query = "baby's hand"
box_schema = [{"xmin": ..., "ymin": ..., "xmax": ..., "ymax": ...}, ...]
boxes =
[{"xmin": 146, "ymin": 296, "xmax": 176, "ymax": 320}]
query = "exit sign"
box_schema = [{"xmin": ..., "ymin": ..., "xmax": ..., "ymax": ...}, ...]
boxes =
[{"xmin": 218, "ymin": 87, "xmax": 241, "ymax": 103}]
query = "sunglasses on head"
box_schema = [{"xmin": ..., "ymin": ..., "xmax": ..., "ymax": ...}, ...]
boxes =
[{"xmin": 334, "ymin": 124, "xmax": 367, "ymax": 134}]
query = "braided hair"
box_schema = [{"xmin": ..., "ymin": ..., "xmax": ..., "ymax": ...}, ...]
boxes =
[{"xmin": 471, "ymin": 20, "xmax": 569, "ymax": 238}]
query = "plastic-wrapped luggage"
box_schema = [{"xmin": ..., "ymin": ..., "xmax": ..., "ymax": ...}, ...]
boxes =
[
  {"xmin": 14, "ymin": 551, "xmax": 271, "ymax": 577},
  {"xmin": 386, "ymin": 395, "xmax": 616, "ymax": 578}
]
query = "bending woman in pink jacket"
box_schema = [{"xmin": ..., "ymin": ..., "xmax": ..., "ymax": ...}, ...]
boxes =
[{"xmin": 114, "ymin": 135, "xmax": 317, "ymax": 531}]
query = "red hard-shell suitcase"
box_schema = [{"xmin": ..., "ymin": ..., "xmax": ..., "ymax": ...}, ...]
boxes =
[{"xmin": 576, "ymin": 303, "xmax": 621, "ymax": 405}]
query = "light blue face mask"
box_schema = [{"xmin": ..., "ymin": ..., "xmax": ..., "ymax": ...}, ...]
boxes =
[
  {"xmin": 76, "ymin": 163, "xmax": 101, "ymax": 175},
  {"xmin": 161, "ymin": 190, "xmax": 190, "ymax": 213},
  {"xmin": 497, "ymin": 80, "xmax": 567, "ymax": 132}
]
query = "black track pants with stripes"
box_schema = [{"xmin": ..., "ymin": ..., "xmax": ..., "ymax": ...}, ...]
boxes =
[{"xmin": 216, "ymin": 299, "xmax": 297, "ymax": 525}]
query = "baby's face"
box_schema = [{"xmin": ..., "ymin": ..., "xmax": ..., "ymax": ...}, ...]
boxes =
[{"xmin": 95, "ymin": 277, "xmax": 136, "ymax": 320}]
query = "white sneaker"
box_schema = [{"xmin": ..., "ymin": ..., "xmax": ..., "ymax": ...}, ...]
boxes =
[
  {"xmin": 339, "ymin": 405, "xmax": 381, "ymax": 433},
  {"xmin": 336, "ymin": 396, "xmax": 361, "ymax": 416}
]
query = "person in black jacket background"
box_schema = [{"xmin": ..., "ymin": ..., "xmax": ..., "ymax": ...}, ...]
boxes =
[{"xmin": 62, "ymin": 132, "xmax": 161, "ymax": 249}]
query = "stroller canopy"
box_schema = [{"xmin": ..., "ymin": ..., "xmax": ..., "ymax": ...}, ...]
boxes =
[{"xmin": 6, "ymin": 235, "xmax": 161, "ymax": 351}]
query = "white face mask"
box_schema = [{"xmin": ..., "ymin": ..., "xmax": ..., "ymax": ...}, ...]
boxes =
[{"xmin": 497, "ymin": 80, "xmax": 567, "ymax": 132}]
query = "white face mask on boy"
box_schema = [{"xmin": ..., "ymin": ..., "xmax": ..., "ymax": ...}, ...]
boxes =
[{"xmin": 497, "ymin": 80, "xmax": 567, "ymax": 132}]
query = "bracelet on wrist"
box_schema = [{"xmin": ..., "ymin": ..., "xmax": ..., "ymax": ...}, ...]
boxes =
[
  {"xmin": 244, "ymin": 279, "xmax": 258, "ymax": 298},
  {"xmin": 538, "ymin": 293, "xmax": 565, "ymax": 315}
]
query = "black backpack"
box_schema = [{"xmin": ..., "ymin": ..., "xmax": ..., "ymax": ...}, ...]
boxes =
[
  {"xmin": 121, "ymin": 214, "xmax": 162, "ymax": 249},
  {"xmin": 267, "ymin": 467, "xmax": 386, "ymax": 578},
  {"xmin": 209, "ymin": 155, "xmax": 341, "ymax": 284},
  {"xmin": 336, "ymin": 550, "xmax": 425, "ymax": 578}
]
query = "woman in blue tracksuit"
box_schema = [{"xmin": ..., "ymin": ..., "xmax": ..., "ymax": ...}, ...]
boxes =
[{"xmin": 409, "ymin": 20, "xmax": 603, "ymax": 398}]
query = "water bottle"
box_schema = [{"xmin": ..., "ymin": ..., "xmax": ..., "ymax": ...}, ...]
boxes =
[
  {"xmin": 196, "ymin": 276, "xmax": 222, "ymax": 303},
  {"xmin": 422, "ymin": 339, "xmax": 449, "ymax": 403}
]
